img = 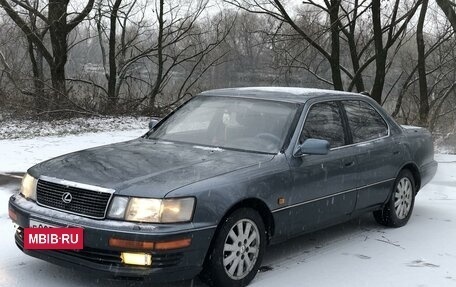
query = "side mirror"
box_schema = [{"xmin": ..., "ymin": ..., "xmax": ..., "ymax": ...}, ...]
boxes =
[
  {"xmin": 149, "ymin": 118, "xmax": 160, "ymax": 129},
  {"xmin": 293, "ymin": 138, "xmax": 330, "ymax": 157}
]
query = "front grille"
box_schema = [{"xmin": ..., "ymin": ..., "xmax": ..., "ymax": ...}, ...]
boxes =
[
  {"xmin": 36, "ymin": 179, "xmax": 112, "ymax": 219},
  {"xmin": 58, "ymin": 248, "xmax": 122, "ymax": 265},
  {"xmin": 150, "ymin": 252, "xmax": 184, "ymax": 268}
]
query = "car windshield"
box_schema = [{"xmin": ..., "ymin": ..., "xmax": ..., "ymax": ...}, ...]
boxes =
[{"xmin": 147, "ymin": 96, "xmax": 299, "ymax": 153}]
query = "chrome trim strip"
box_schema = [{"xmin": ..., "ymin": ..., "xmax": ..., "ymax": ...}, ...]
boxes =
[
  {"xmin": 271, "ymin": 178, "xmax": 395, "ymax": 213},
  {"xmin": 36, "ymin": 176, "xmax": 115, "ymax": 220},
  {"xmin": 39, "ymin": 176, "xmax": 115, "ymax": 194}
]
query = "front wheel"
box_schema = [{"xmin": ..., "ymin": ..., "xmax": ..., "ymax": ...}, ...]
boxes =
[
  {"xmin": 201, "ymin": 208, "xmax": 266, "ymax": 287},
  {"xmin": 374, "ymin": 169, "xmax": 416, "ymax": 227}
]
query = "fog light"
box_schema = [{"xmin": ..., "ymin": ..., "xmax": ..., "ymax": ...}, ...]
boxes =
[{"xmin": 121, "ymin": 252, "xmax": 152, "ymax": 266}]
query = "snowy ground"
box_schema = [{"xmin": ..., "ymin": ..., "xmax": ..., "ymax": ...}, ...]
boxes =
[
  {"xmin": 0, "ymin": 116, "xmax": 149, "ymax": 139},
  {"xmin": 0, "ymin": 131, "xmax": 455, "ymax": 287}
]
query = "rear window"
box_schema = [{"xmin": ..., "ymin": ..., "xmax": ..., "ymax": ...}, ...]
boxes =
[{"xmin": 343, "ymin": 100, "xmax": 388, "ymax": 143}]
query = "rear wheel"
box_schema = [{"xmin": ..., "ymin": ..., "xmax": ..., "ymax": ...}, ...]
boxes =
[
  {"xmin": 201, "ymin": 208, "xmax": 266, "ymax": 287},
  {"xmin": 374, "ymin": 169, "xmax": 416, "ymax": 227}
]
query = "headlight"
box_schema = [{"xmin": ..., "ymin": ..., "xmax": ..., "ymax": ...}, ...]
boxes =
[
  {"xmin": 20, "ymin": 173, "xmax": 38, "ymax": 201},
  {"xmin": 107, "ymin": 197, "xmax": 195, "ymax": 223},
  {"xmin": 107, "ymin": 196, "xmax": 129, "ymax": 219},
  {"xmin": 160, "ymin": 198, "xmax": 195, "ymax": 223},
  {"xmin": 126, "ymin": 198, "xmax": 162, "ymax": 222}
]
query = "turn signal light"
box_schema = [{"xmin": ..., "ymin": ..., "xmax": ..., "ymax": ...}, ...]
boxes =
[
  {"xmin": 8, "ymin": 209, "xmax": 17, "ymax": 221},
  {"xmin": 155, "ymin": 238, "xmax": 192, "ymax": 250},
  {"xmin": 109, "ymin": 238, "xmax": 154, "ymax": 249},
  {"xmin": 109, "ymin": 237, "xmax": 192, "ymax": 250}
]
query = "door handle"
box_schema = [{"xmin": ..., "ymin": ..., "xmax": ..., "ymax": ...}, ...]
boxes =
[
  {"xmin": 344, "ymin": 161, "xmax": 355, "ymax": 167},
  {"xmin": 393, "ymin": 150, "xmax": 400, "ymax": 155}
]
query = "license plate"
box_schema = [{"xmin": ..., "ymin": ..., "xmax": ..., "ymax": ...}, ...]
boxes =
[{"xmin": 29, "ymin": 219, "xmax": 58, "ymax": 228}]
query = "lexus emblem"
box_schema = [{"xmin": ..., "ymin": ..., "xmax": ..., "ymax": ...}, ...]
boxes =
[{"xmin": 62, "ymin": 192, "xmax": 73, "ymax": 204}]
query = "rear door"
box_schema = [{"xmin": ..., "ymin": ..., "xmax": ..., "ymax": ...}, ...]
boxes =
[
  {"xmin": 341, "ymin": 100, "xmax": 403, "ymax": 211},
  {"xmin": 286, "ymin": 100, "xmax": 359, "ymax": 236}
]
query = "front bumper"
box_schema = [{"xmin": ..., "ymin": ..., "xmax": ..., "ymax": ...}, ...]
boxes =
[{"xmin": 9, "ymin": 194, "xmax": 216, "ymax": 282}]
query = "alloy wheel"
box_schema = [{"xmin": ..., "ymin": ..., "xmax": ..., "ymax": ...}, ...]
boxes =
[
  {"xmin": 394, "ymin": 177, "xmax": 413, "ymax": 219},
  {"xmin": 222, "ymin": 219, "xmax": 260, "ymax": 280}
]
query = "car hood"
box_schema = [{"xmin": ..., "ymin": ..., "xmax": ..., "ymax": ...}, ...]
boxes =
[{"xmin": 29, "ymin": 138, "xmax": 274, "ymax": 198}]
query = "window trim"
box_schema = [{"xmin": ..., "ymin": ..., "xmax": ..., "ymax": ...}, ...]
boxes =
[
  {"xmin": 337, "ymin": 99, "xmax": 391, "ymax": 150},
  {"xmin": 296, "ymin": 100, "xmax": 349, "ymax": 153},
  {"xmin": 293, "ymin": 98, "xmax": 391, "ymax": 156}
]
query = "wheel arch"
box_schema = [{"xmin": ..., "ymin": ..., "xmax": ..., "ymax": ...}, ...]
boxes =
[
  {"xmin": 203, "ymin": 198, "xmax": 274, "ymax": 266},
  {"xmin": 220, "ymin": 198, "xmax": 275, "ymax": 242},
  {"xmin": 398, "ymin": 162, "xmax": 421, "ymax": 192}
]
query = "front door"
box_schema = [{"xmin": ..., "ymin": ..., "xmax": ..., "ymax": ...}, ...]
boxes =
[{"xmin": 286, "ymin": 101, "xmax": 358, "ymax": 236}]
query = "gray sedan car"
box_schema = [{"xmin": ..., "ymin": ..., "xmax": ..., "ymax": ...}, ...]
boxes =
[{"xmin": 9, "ymin": 87, "xmax": 437, "ymax": 287}]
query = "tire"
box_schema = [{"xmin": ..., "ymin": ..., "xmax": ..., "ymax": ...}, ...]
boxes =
[
  {"xmin": 201, "ymin": 208, "xmax": 266, "ymax": 287},
  {"xmin": 374, "ymin": 169, "xmax": 416, "ymax": 227}
]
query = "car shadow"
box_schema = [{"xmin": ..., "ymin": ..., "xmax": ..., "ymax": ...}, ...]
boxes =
[{"xmin": 260, "ymin": 214, "xmax": 380, "ymax": 269}]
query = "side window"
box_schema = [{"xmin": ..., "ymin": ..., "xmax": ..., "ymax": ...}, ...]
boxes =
[
  {"xmin": 343, "ymin": 100, "xmax": 388, "ymax": 143},
  {"xmin": 300, "ymin": 101, "xmax": 346, "ymax": 148}
]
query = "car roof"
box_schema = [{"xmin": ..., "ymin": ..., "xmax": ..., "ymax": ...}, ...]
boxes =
[{"xmin": 199, "ymin": 87, "xmax": 362, "ymax": 104}]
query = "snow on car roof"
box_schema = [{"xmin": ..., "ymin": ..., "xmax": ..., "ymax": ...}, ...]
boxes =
[{"xmin": 200, "ymin": 87, "xmax": 361, "ymax": 103}]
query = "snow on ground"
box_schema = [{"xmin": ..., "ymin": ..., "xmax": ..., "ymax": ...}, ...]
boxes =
[
  {"xmin": 0, "ymin": 131, "xmax": 456, "ymax": 287},
  {"xmin": 0, "ymin": 116, "xmax": 149, "ymax": 139}
]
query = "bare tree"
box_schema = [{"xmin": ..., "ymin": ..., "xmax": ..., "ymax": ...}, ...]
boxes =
[
  {"xmin": 225, "ymin": 0, "xmax": 421, "ymax": 104},
  {"xmin": 0, "ymin": 0, "xmax": 95, "ymax": 109},
  {"xmin": 225, "ymin": 0, "xmax": 346, "ymax": 90},
  {"xmin": 92, "ymin": 0, "xmax": 230, "ymax": 114},
  {"xmin": 416, "ymin": 0, "xmax": 429, "ymax": 126},
  {"xmin": 437, "ymin": 0, "xmax": 456, "ymax": 34},
  {"xmin": 370, "ymin": 0, "xmax": 421, "ymax": 104}
]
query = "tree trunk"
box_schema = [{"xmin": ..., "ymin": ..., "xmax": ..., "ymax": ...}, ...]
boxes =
[
  {"xmin": 436, "ymin": 0, "xmax": 456, "ymax": 35},
  {"xmin": 48, "ymin": 0, "xmax": 69, "ymax": 106},
  {"xmin": 417, "ymin": 0, "xmax": 429, "ymax": 126},
  {"xmin": 329, "ymin": 0, "xmax": 344, "ymax": 90},
  {"xmin": 370, "ymin": 0, "xmax": 386, "ymax": 104},
  {"xmin": 105, "ymin": 0, "xmax": 122, "ymax": 113},
  {"xmin": 346, "ymin": 0, "xmax": 364, "ymax": 92},
  {"xmin": 28, "ymin": 41, "xmax": 46, "ymax": 111},
  {"xmin": 148, "ymin": 0, "xmax": 164, "ymax": 110},
  {"xmin": 50, "ymin": 62, "xmax": 67, "ymax": 106}
]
